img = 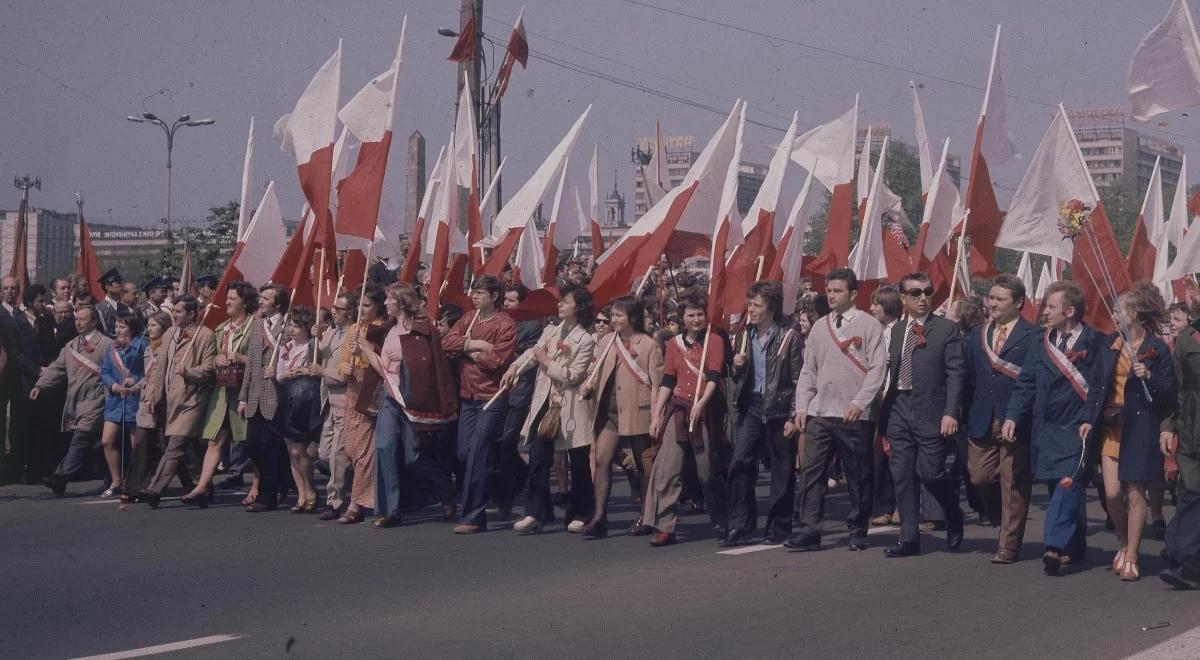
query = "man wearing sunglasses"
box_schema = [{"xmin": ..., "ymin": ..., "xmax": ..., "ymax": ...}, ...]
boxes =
[{"xmin": 881, "ymin": 272, "xmax": 966, "ymax": 557}]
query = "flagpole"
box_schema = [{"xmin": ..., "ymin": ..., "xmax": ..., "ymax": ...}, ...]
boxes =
[
  {"xmin": 688, "ymin": 324, "xmax": 712, "ymax": 432},
  {"xmin": 947, "ymin": 208, "xmax": 972, "ymax": 305},
  {"xmin": 312, "ymin": 247, "xmax": 327, "ymax": 363},
  {"xmin": 738, "ymin": 256, "xmax": 768, "ymax": 355},
  {"xmin": 633, "ymin": 264, "xmax": 656, "ymax": 298}
]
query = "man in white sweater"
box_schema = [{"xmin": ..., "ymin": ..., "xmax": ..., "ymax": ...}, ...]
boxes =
[{"xmin": 786, "ymin": 268, "xmax": 887, "ymax": 552}]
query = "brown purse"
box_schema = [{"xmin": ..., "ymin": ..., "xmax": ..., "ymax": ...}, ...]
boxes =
[
  {"xmin": 215, "ymin": 363, "xmax": 245, "ymax": 389},
  {"xmin": 537, "ymin": 389, "xmax": 564, "ymax": 440}
]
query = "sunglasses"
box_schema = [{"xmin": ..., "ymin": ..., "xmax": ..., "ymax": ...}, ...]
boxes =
[
  {"xmin": 595, "ymin": 318, "xmax": 611, "ymax": 324},
  {"xmin": 906, "ymin": 287, "xmax": 935, "ymax": 299}
]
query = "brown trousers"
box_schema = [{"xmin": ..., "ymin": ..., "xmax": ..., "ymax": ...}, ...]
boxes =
[
  {"xmin": 642, "ymin": 402, "xmax": 727, "ymax": 534},
  {"xmin": 967, "ymin": 425, "xmax": 1032, "ymax": 553}
]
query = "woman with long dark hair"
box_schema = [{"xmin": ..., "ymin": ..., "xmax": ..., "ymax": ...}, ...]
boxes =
[
  {"xmin": 577, "ymin": 296, "xmax": 663, "ymax": 538},
  {"xmin": 276, "ymin": 306, "xmax": 323, "ymax": 513},
  {"xmin": 1098, "ymin": 282, "xmax": 1177, "ymax": 581},
  {"xmin": 502, "ymin": 284, "xmax": 597, "ymax": 534},
  {"xmin": 358, "ymin": 283, "xmax": 458, "ymax": 527}
]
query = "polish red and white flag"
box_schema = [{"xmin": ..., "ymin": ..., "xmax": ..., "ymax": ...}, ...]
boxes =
[
  {"xmin": 1126, "ymin": 156, "xmax": 1165, "ymax": 282},
  {"xmin": 337, "ymin": 19, "xmax": 407, "ymax": 241},
  {"xmin": 237, "ymin": 117, "xmax": 255, "ymax": 241},
  {"xmin": 207, "ymin": 180, "xmax": 289, "ymax": 328},
  {"xmin": 274, "ymin": 41, "xmax": 341, "ymax": 241},
  {"xmin": 495, "ymin": 7, "xmax": 529, "ymax": 99},
  {"xmin": 399, "ymin": 145, "xmax": 445, "ymax": 284},
  {"xmin": 589, "ymin": 100, "xmax": 743, "ymax": 306},
  {"xmin": 452, "ymin": 75, "xmax": 484, "ymax": 270},
  {"xmin": 962, "ymin": 25, "xmax": 1020, "ymax": 276},
  {"xmin": 790, "ymin": 96, "xmax": 858, "ymax": 281}
]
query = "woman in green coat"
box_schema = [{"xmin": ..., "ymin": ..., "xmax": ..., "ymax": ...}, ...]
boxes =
[{"xmin": 183, "ymin": 283, "xmax": 255, "ymax": 505}]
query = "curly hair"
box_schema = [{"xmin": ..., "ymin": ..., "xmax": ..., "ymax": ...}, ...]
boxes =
[
  {"xmin": 1120, "ymin": 281, "xmax": 1168, "ymax": 332},
  {"xmin": 386, "ymin": 282, "xmax": 426, "ymax": 322}
]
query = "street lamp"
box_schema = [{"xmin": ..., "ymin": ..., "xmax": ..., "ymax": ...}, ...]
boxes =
[{"xmin": 126, "ymin": 112, "xmax": 215, "ymax": 239}]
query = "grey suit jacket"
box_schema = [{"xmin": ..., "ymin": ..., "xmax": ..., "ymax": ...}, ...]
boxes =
[
  {"xmin": 238, "ymin": 317, "xmax": 285, "ymax": 420},
  {"xmin": 883, "ymin": 314, "xmax": 965, "ymax": 437}
]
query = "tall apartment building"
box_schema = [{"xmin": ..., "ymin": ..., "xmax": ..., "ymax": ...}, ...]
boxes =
[
  {"xmin": 0, "ymin": 208, "xmax": 76, "ymax": 284},
  {"xmin": 631, "ymin": 135, "xmax": 768, "ymax": 220},
  {"xmin": 1068, "ymin": 107, "xmax": 1183, "ymax": 195}
]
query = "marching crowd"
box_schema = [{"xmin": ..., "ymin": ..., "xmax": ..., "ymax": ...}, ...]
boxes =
[{"xmin": 2, "ymin": 263, "xmax": 1199, "ymax": 590}]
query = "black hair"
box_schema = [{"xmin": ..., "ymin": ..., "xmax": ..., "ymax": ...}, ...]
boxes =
[
  {"xmin": 174, "ymin": 294, "xmax": 200, "ymax": 318},
  {"xmin": 260, "ymin": 284, "xmax": 290, "ymax": 314},
  {"xmin": 440, "ymin": 303, "xmax": 465, "ymax": 327},
  {"xmin": 505, "ymin": 284, "xmax": 530, "ymax": 303},
  {"xmin": 610, "ymin": 296, "xmax": 647, "ymax": 334},
  {"xmin": 22, "ymin": 284, "xmax": 46, "ymax": 308},
  {"xmin": 559, "ymin": 283, "xmax": 595, "ymax": 327},
  {"xmin": 472, "ymin": 275, "xmax": 504, "ymax": 308},
  {"xmin": 826, "ymin": 267, "xmax": 859, "ymax": 292},
  {"xmin": 228, "ymin": 282, "xmax": 260, "ymax": 314},
  {"xmin": 746, "ymin": 280, "xmax": 784, "ymax": 324},
  {"xmin": 289, "ymin": 306, "xmax": 315, "ymax": 336},
  {"xmin": 115, "ymin": 310, "xmax": 144, "ymax": 337}
]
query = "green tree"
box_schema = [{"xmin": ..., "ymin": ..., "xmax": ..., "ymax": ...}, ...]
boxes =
[{"xmin": 141, "ymin": 201, "xmax": 239, "ymax": 282}]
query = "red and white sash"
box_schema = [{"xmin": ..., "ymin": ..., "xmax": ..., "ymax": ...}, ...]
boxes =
[
  {"xmin": 981, "ymin": 323, "xmax": 1021, "ymax": 379},
  {"xmin": 613, "ymin": 335, "xmax": 651, "ymax": 386},
  {"xmin": 68, "ymin": 339, "xmax": 101, "ymax": 376},
  {"xmin": 261, "ymin": 318, "xmax": 280, "ymax": 353},
  {"xmin": 673, "ymin": 335, "xmax": 702, "ymax": 378},
  {"xmin": 1044, "ymin": 332, "xmax": 1088, "ymax": 401},
  {"xmin": 110, "ymin": 343, "xmax": 132, "ymax": 381},
  {"xmin": 826, "ymin": 316, "xmax": 867, "ymax": 374}
]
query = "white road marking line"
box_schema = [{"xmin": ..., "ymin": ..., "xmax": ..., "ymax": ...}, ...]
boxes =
[
  {"xmin": 77, "ymin": 491, "xmax": 249, "ymax": 505},
  {"xmin": 69, "ymin": 634, "xmax": 242, "ymax": 659},
  {"xmin": 1125, "ymin": 622, "xmax": 1200, "ymax": 659},
  {"xmin": 716, "ymin": 526, "xmax": 899, "ymax": 556}
]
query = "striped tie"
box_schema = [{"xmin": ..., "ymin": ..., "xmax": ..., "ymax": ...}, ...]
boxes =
[{"xmin": 897, "ymin": 322, "xmax": 919, "ymax": 390}]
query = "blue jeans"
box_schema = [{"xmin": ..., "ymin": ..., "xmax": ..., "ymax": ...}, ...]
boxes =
[
  {"xmin": 376, "ymin": 398, "xmax": 453, "ymax": 518},
  {"xmin": 1045, "ymin": 478, "xmax": 1087, "ymax": 557},
  {"xmin": 457, "ymin": 396, "xmax": 509, "ymax": 527}
]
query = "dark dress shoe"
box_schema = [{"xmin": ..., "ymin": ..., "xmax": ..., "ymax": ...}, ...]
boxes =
[
  {"xmin": 1042, "ymin": 550, "xmax": 1062, "ymax": 575},
  {"xmin": 883, "ymin": 542, "xmax": 920, "ymax": 558},
  {"xmin": 718, "ymin": 529, "xmax": 749, "ymax": 548},
  {"xmin": 42, "ymin": 475, "xmax": 66, "ymax": 496},
  {"xmin": 946, "ymin": 509, "xmax": 965, "ymax": 550},
  {"xmin": 649, "ymin": 532, "xmax": 676, "ymax": 547},
  {"xmin": 783, "ymin": 533, "xmax": 821, "ymax": 552},
  {"xmin": 761, "ymin": 531, "xmax": 787, "ymax": 546},
  {"xmin": 245, "ymin": 502, "xmax": 277, "ymax": 513},
  {"xmin": 139, "ymin": 490, "xmax": 161, "ymax": 509},
  {"xmin": 580, "ymin": 517, "xmax": 608, "ymax": 539},
  {"xmin": 317, "ymin": 507, "xmax": 341, "ymax": 521},
  {"xmin": 628, "ymin": 519, "xmax": 651, "ymax": 536},
  {"xmin": 1150, "ymin": 519, "xmax": 1167, "ymax": 541},
  {"xmin": 848, "ymin": 535, "xmax": 869, "ymax": 552},
  {"xmin": 1159, "ymin": 566, "xmax": 1200, "ymax": 590}
]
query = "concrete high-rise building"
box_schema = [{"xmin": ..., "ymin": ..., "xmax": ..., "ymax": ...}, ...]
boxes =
[
  {"xmin": 1068, "ymin": 107, "xmax": 1183, "ymax": 196},
  {"xmin": 404, "ymin": 130, "xmax": 426, "ymax": 236},
  {"xmin": 856, "ymin": 122, "xmax": 962, "ymax": 187},
  {"xmin": 0, "ymin": 208, "xmax": 75, "ymax": 284},
  {"xmin": 632, "ymin": 135, "xmax": 768, "ymax": 220}
]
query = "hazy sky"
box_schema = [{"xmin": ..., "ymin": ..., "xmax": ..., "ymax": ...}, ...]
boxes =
[{"xmin": 1, "ymin": 0, "xmax": 1193, "ymax": 234}]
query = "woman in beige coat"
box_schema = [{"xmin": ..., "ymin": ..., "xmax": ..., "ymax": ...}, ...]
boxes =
[
  {"xmin": 502, "ymin": 285, "xmax": 597, "ymax": 535},
  {"xmin": 577, "ymin": 296, "xmax": 663, "ymax": 538}
]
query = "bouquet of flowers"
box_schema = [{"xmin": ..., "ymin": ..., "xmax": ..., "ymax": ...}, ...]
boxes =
[{"xmin": 1056, "ymin": 198, "xmax": 1090, "ymax": 239}]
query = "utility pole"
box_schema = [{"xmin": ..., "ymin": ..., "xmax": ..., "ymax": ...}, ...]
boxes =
[{"xmin": 450, "ymin": 0, "xmax": 501, "ymax": 224}]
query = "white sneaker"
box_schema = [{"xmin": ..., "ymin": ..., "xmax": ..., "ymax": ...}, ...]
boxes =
[
  {"xmin": 567, "ymin": 519, "xmax": 587, "ymax": 533},
  {"xmin": 513, "ymin": 516, "xmax": 537, "ymax": 532}
]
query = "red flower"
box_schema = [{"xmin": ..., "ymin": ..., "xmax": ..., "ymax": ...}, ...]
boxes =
[
  {"xmin": 556, "ymin": 340, "xmax": 569, "ymax": 354},
  {"xmin": 1137, "ymin": 346, "xmax": 1158, "ymax": 361}
]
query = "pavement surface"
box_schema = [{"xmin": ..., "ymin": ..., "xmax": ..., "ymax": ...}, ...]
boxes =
[{"xmin": 1, "ymin": 474, "xmax": 1197, "ymax": 659}]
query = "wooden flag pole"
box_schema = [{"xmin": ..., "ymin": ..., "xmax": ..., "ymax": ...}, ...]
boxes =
[
  {"xmin": 688, "ymin": 324, "xmax": 713, "ymax": 432},
  {"xmin": 633, "ymin": 264, "xmax": 656, "ymax": 298},
  {"xmin": 947, "ymin": 208, "xmax": 972, "ymax": 307},
  {"xmin": 311, "ymin": 247, "xmax": 326, "ymax": 363}
]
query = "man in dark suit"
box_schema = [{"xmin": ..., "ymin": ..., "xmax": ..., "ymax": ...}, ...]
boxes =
[
  {"xmin": 963, "ymin": 274, "xmax": 1040, "ymax": 564},
  {"xmin": 881, "ymin": 271, "xmax": 966, "ymax": 557},
  {"xmin": 6, "ymin": 285, "xmax": 47, "ymax": 483},
  {"xmin": 95, "ymin": 268, "xmax": 129, "ymax": 338},
  {"xmin": 1003, "ymin": 281, "xmax": 1110, "ymax": 575}
]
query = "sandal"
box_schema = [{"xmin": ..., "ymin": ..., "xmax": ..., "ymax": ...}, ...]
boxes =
[
  {"xmin": 241, "ymin": 490, "xmax": 259, "ymax": 507},
  {"xmin": 1120, "ymin": 559, "xmax": 1140, "ymax": 582},
  {"xmin": 291, "ymin": 498, "xmax": 317, "ymax": 514},
  {"xmin": 1111, "ymin": 548, "xmax": 1127, "ymax": 573},
  {"xmin": 338, "ymin": 508, "xmax": 363, "ymax": 525}
]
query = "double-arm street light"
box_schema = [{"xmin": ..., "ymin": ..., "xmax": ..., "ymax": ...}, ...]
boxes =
[{"xmin": 126, "ymin": 112, "xmax": 215, "ymax": 238}]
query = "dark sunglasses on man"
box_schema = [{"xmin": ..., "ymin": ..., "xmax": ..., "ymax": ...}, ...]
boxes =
[{"xmin": 906, "ymin": 287, "xmax": 935, "ymax": 299}]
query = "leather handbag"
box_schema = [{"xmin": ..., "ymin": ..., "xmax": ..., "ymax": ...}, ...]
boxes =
[
  {"xmin": 215, "ymin": 363, "xmax": 245, "ymax": 389},
  {"xmin": 537, "ymin": 389, "xmax": 564, "ymax": 440}
]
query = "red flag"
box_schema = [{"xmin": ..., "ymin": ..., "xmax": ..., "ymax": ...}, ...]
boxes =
[
  {"xmin": 76, "ymin": 211, "xmax": 104, "ymax": 303},
  {"xmin": 270, "ymin": 210, "xmax": 310, "ymax": 286},
  {"xmin": 792, "ymin": 100, "xmax": 858, "ymax": 283},
  {"xmin": 342, "ymin": 249, "xmax": 367, "ymax": 293},
  {"xmin": 9, "ymin": 198, "xmax": 29, "ymax": 292},
  {"xmin": 495, "ymin": 9, "xmax": 528, "ymax": 99},
  {"xmin": 288, "ymin": 207, "xmax": 338, "ymax": 310},
  {"xmin": 1073, "ymin": 203, "xmax": 1132, "ymax": 333},
  {"xmin": 446, "ymin": 14, "xmax": 476, "ymax": 63},
  {"xmin": 1126, "ymin": 157, "xmax": 1165, "ymax": 282}
]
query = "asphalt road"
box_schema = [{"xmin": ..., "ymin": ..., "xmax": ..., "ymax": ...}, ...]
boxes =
[{"xmin": 1, "ymin": 474, "xmax": 1197, "ymax": 659}]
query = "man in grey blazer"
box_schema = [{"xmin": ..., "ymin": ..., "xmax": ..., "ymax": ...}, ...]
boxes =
[
  {"xmin": 881, "ymin": 272, "xmax": 966, "ymax": 557},
  {"xmin": 237, "ymin": 284, "xmax": 290, "ymax": 512}
]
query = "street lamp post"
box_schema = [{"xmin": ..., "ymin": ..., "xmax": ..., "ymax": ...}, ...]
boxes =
[{"xmin": 126, "ymin": 113, "xmax": 215, "ymax": 239}]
